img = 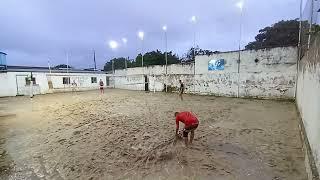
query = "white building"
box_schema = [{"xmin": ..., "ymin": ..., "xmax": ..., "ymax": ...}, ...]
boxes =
[{"xmin": 0, "ymin": 54, "xmax": 110, "ymax": 97}]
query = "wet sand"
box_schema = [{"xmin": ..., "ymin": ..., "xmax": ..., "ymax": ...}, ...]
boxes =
[{"xmin": 0, "ymin": 89, "xmax": 307, "ymax": 179}]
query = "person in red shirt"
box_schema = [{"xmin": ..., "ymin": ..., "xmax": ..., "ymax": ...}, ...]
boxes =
[{"xmin": 175, "ymin": 111, "xmax": 199, "ymax": 147}]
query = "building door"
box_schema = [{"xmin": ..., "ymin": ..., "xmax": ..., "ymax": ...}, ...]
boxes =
[
  {"xmin": 144, "ymin": 75, "xmax": 149, "ymax": 91},
  {"xmin": 106, "ymin": 77, "xmax": 110, "ymax": 86},
  {"xmin": 16, "ymin": 75, "xmax": 27, "ymax": 95}
]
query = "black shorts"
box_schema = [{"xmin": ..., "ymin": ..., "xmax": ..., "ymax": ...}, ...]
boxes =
[{"xmin": 183, "ymin": 124, "xmax": 198, "ymax": 137}]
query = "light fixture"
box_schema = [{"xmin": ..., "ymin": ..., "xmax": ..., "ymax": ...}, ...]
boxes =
[
  {"xmin": 121, "ymin": 38, "xmax": 128, "ymax": 45},
  {"xmin": 162, "ymin": 25, "xmax": 167, "ymax": 31},
  {"xmin": 109, "ymin": 40, "xmax": 118, "ymax": 50},
  {"xmin": 138, "ymin": 31, "xmax": 144, "ymax": 40},
  {"xmin": 191, "ymin": 16, "xmax": 197, "ymax": 23},
  {"xmin": 236, "ymin": 1, "xmax": 244, "ymax": 11}
]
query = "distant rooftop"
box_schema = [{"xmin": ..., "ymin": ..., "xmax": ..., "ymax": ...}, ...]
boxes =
[
  {"xmin": 5, "ymin": 65, "xmax": 105, "ymax": 74},
  {"xmin": 0, "ymin": 52, "xmax": 7, "ymax": 55}
]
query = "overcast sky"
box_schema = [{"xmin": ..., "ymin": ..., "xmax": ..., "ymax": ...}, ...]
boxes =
[{"xmin": 0, "ymin": 0, "xmax": 301, "ymax": 69}]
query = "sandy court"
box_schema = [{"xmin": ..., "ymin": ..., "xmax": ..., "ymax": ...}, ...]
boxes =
[{"xmin": 0, "ymin": 89, "xmax": 307, "ymax": 180}]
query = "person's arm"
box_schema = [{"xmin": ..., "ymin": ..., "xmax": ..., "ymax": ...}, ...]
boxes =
[{"xmin": 175, "ymin": 119, "xmax": 179, "ymax": 135}]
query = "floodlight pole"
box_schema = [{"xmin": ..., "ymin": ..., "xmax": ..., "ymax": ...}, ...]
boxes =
[
  {"xmin": 48, "ymin": 59, "xmax": 52, "ymax": 74},
  {"xmin": 164, "ymin": 27, "xmax": 168, "ymax": 92},
  {"xmin": 66, "ymin": 52, "xmax": 70, "ymax": 87},
  {"xmin": 237, "ymin": 2, "xmax": 243, "ymax": 98},
  {"xmin": 141, "ymin": 40, "xmax": 144, "ymax": 67},
  {"xmin": 307, "ymin": 0, "xmax": 314, "ymax": 50},
  {"xmin": 125, "ymin": 57, "xmax": 128, "ymax": 69},
  {"xmin": 190, "ymin": 16, "xmax": 197, "ymax": 94},
  {"xmin": 112, "ymin": 59, "xmax": 115, "ymax": 88}
]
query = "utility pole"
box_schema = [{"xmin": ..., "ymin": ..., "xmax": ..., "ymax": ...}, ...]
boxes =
[
  {"xmin": 93, "ymin": 50, "xmax": 97, "ymax": 71},
  {"xmin": 307, "ymin": 0, "xmax": 314, "ymax": 50},
  {"xmin": 112, "ymin": 59, "xmax": 114, "ymax": 88},
  {"xmin": 125, "ymin": 56, "xmax": 129, "ymax": 69}
]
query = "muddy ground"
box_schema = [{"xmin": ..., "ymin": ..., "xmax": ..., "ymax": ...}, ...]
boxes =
[{"xmin": 0, "ymin": 89, "xmax": 307, "ymax": 180}]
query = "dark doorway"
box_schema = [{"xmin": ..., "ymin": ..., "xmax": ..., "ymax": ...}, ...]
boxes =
[
  {"xmin": 144, "ymin": 75, "xmax": 149, "ymax": 91},
  {"xmin": 106, "ymin": 77, "xmax": 110, "ymax": 86}
]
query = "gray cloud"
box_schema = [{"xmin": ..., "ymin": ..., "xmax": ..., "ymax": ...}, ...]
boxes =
[{"xmin": 0, "ymin": 0, "xmax": 300, "ymax": 69}]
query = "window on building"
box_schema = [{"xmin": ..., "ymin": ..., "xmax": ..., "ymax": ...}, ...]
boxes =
[
  {"xmin": 25, "ymin": 77, "xmax": 36, "ymax": 85},
  {"xmin": 63, "ymin": 77, "xmax": 70, "ymax": 84},
  {"xmin": 91, "ymin": 77, "xmax": 97, "ymax": 83}
]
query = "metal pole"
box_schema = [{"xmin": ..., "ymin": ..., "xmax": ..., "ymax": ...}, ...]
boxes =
[
  {"xmin": 48, "ymin": 60, "xmax": 52, "ymax": 74},
  {"xmin": 141, "ymin": 39, "xmax": 144, "ymax": 67},
  {"xmin": 298, "ymin": 0, "xmax": 303, "ymax": 60},
  {"xmin": 165, "ymin": 30, "xmax": 168, "ymax": 92},
  {"xmin": 295, "ymin": 0, "xmax": 304, "ymax": 99},
  {"xmin": 66, "ymin": 52, "xmax": 69, "ymax": 74},
  {"xmin": 93, "ymin": 50, "xmax": 97, "ymax": 72},
  {"xmin": 193, "ymin": 23, "xmax": 196, "ymax": 94},
  {"xmin": 307, "ymin": 0, "xmax": 314, "ymax": 49},
  {"xmin": 66, "ymin": 52, "xmax": 70, "ymax": 87},
  {"xmin": 125, "ymin": 56, "xmax": 128, "ymax": 69},
  {"xmin": 237, "ymin": 6, "xmax": 243, "ymax": 98},
  {"xmin": 112, "ymin": 59, "xmax": 115, "ymax": 88},
  {"xmin": 238, "ymin": 8, "xmax": 243, "ymax": 73}
]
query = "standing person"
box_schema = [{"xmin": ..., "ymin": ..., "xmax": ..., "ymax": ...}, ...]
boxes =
[
  {"xmin": 175, "ymin": 111, "xmax": 199, "ymax": 147},
  {"xmin": 71, "ymin": 80, "xmax": 77, "ymax": 92},
  {"xmin": 99, "ymin": 79, "xmax": 104, "ymax": 94},
  {"xmin": 179, "ymin": 80, "xmax": 184, "ymax": 100}
]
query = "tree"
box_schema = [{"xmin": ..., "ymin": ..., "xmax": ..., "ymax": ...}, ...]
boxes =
[
  {"xmin": 103, "ymin": 57, "xmax": 128, "ymax": 71},
  {"xmin": 135, "ymin": 50, "xmax": 180, "ymax": 67},
  {"xmin": 181, "ymin": 46, "xmax": 216, "ymax": 63},
  {"xmin": 245, "ymin": 20, "xmax": 300, "ymax": 50},
  {"xmin": 104, "ymin": 50, "xmax": 180, "ymax": 71},
  {"xmin": 54, "ymin": 64, "xmax": 73, "ymax": 69}
]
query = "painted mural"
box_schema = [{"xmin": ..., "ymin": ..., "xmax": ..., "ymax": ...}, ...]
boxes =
[{"xmin": 208, "ymin": 59, "xmax": 225, "ymax": 71}]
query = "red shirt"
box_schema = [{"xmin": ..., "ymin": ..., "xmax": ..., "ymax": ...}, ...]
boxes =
[{"xmin": 176, "ymin": 112, "xmax": 199, "ymax": 129}]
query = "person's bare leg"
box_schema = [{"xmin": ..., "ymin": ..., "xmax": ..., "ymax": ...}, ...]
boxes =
[
  {"xmin": 190, "ymin": 130, "xmax": 195, "ymax": 145},
  {"xmin": 184, "ymin": 136, "xmax": 188, "ymax": 147},
  {"xmin": 180, "ymin": 93, "xmax": 183, "ymax": 101}
]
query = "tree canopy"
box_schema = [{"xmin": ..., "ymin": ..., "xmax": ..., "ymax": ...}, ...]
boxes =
[
  {"xmin": 104, "ymin": 50, "xmax": 180, "ymax": 71},
  {"xmin": 54, "ymin": 64, "xmax": 73, "ymax": 69},
  {"xmin": 245, "ymin": 20, "xmax": 299, "ymax": 50},
  {"xmin": 180, "ymin": 46, "xmax": 216, "ymax": 63}
]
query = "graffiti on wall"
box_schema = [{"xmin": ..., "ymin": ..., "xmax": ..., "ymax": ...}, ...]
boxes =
[{"xmin": 208, "ymin": 59, "xmax": 225, "ymax": 71}]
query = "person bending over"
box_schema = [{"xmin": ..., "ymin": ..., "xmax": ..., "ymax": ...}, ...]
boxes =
[{"xmin": 175, "ymin": 111, "xmax": 199, "ymax": 147}]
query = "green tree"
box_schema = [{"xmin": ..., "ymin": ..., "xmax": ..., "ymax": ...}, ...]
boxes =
[
  {"xmin": 245, "ymin": 20, "xmax": 300, "ymax": 50},
  {"xmin": 54, "ymin": 64, "xmax": 73, "ymax": 69},
  {"xmin": 103, "ymin": 57, "xmax": 128, "ymax": 71},
  {"xmin": 104, "ymin": 50, "xmax": 180, "ymax": 71},
  {"xmin": 181, "ymin": 46, "xmax": 216, "ymax": 63},
  {"xmin": 135, "ymin": 50, "xmax": 180, "ymax": 66}
]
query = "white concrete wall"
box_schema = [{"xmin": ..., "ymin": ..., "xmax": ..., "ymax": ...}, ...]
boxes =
[
  {"xmin": 112, "ymin": 47, "xmax": 297, "ymax": 98},
  {"xmin": 195, "ymin": 46, "xmax": 297, "ymax": 98},
  {"xmin": 114, "ymin": 64, "xmax": 194, "ymax": 76},
  {"xmin": 0, "ymin": 72, "xmax": 17, "ymax": 97},
  {"xmin": 296, "ymin": 36, "xmax": 320, "ymax": 175},
  {"xmin": 112, "ymin": 64, "xmax": 194, "ymax": 91},
  {"xmin": 0, "ymin": 72, "xmax": 49, "ymax": 96},
  {"xmin": 114, "ymin": 75, "xmax": 145, "ymax": 91},
  {"xmin": 48, "ymin": 73, "xmax": 107, "ymax": 92},
  {"xmin": 0, "ymin": 72, "xmax": 108, "ymax": 97}
]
